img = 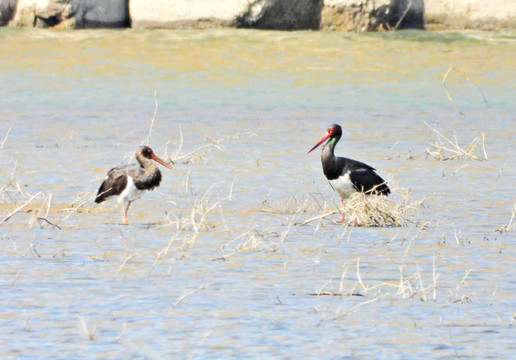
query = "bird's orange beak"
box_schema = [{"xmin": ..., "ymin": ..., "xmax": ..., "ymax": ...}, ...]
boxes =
[
  {"xmin": 307, "ymin": 130, "xmax": 331, "ymax": 154},
  {"xmin": 151, "ymin": 153, "xmax": 174, "ymax": 169}
]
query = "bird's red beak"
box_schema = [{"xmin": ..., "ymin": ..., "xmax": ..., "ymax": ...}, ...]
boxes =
[
  {"xmin": 151, "ymin": 153, "xmax": 174, "ymax": 169},
  {"xmin": 307, "ymin": 130, "xmax": 331, "ymax": 154}
]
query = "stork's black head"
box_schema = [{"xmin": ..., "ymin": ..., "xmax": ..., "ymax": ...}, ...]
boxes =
[
  {"xmin": 136, "ymin": 146, "xmax": 174, "ymax": 170},
  {"xmin": 138, "ymin": 145, "xmax": 154, "ymax": 159},
  {"xmin": 308, "ymin": 124, "xmax": 343, "ymax": 154},
  {"xmin": 327, "ymin": 124, "xmax": 342, "ymax": 139}
]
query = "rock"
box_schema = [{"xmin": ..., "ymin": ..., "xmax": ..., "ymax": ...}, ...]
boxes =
[
  {"xmin": 130, "ymin": 0, "xmax": 323, "ymax": 30},
  {"xmin": 320, "ymin": 1, "xmax": 371, "ymax": 32},
  {"xmin": 0, "ymin": 0, "xmax": 17, "ymax": 26},
  {"xmin": 4, "ymin": 0, "xmax": 516, "ymax": 30},
  {"xmin": 425, "ymin": 0, "xmax": 516, "ymax": 30},
  {"xmin": 7, "ymin": 0, "xmax": 129, "ymax": 28},
  {"xmin": 70, "ymin": 0, "xmax": 129, "ymax": 28},
  {"xmin": 129, "ymin": 0, "xmax": 250, "ymax": 29},
  {"xmin": 369, "ymin": 0, "xmax": 425, "ymax": 30},
  {"xmin": 32, "ymin": 0, "xmax": 72, "ymax": 28},
  {"xmin": 7, "ymin": 0, "xmax": 54, "ymax": 27},
  {"xmin": 237, "ymin": 0, "xmax": 323, "ymax": 30}
]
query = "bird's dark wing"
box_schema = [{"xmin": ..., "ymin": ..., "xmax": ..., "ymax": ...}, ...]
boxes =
[
  {"xmin": 95, "ymin": 168, "xmax": 128, "ymax": 203},
  {"xmin": 349, "ymin": 168, "xmax": 390, "ymax": 195}
]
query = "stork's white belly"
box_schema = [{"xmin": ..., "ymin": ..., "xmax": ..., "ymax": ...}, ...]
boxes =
[
  {"xmin": 329, "ymin": 172, "xmax": 356, "ymax": 200},
  {"xmin": 118, "ymin": 176, "xmax": 145, "ymax": 204}
]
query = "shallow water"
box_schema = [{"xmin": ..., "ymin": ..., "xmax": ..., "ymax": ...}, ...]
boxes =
[{"xmin": 0, "ymin": 28, "xmax": 515, "ymax": 359}]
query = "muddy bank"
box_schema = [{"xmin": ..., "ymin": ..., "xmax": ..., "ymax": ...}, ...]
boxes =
[{"xmin": 1, "ymin": 0, "xmax": 515, "ymax": 30}]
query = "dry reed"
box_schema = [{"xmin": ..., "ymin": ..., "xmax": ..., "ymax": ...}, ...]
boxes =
[
  {"xmin": 442, "ymin": 64, "xmax": 489, "ymax": 115},
  {"xmin": 424, "ymin": 121, "xmax": 488, "ymax": 161},
  {"xmin": 497, "ymin": 203, "xmax": 516, "ymax": 234},
  {"xmin": 166, "ymin": 128, "xmax": 256, "ymax": 164},
  {"xmin": 296, "ymin": 184, "xmax": 429, "ymax": 228}
]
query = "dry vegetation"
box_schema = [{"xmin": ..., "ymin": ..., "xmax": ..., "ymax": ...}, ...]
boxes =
[
  {"xmin": 312, "ymin": 251, "xmax": 477, "ymax": 321},
  {"xmin": 422, "ymin": 65, "xmax": 490, "ymax": 162},
  {"xmin": 276, "ymin": 184, "xmax": 429, "ymax": 229},
  {"xmin": 497, "ymin": 203, "xmax": 516, "ymax": 234},
  {"xmin": 424, "ymin": 121, "xmax": 488, "ymax": 161}
]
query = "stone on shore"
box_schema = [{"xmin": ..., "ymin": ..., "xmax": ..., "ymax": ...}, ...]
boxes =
[
  {"xmin": 71, "ymin": 0, "xmax": 129, "ymax": 28},
  {"xmin": 0, "ymin": 0, "xmax": 17, "ymax": 26},
  {"xmin": 237, "ymin": 0, "xmax": 323, "ymax": 30},
  {"xmin": 2, "ymin": 0, "xmax": 516, "ymax": 30},
  {"xmin": 6, "ymin": 0, "xmax": 129, "ymax": 28},
  {"xmin": 129, "ymin": 0, "xmax": 250, "ymax": 29}
]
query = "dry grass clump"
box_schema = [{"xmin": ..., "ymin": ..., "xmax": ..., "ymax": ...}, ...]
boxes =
[
  {"xmin": 314, "ymin": 254, "xmax": 476, "ymax": 320},
  {"xmin": 0, "ymin": 161, "xmax": 58, "ymax": 228},
  {"xmin": 427, "ymin": 65, "xmax": 489, "ymax": 161},
  {"xmin": 298, "ymin": 185, "xmax": 428, "ymax": 228},
  {"xmin": 166, "ymin": 181, "xmax": 234, "ymax": 234},
  {"xmin": 0, "ymin": 164, "xmax": 27, "ymax": 204},
  {"xmin": 424, "ymin": 121, "xmax": 488, "ymax": 161},
  {"xmin": 340, "ymin": 188, "xmax": 427, "ymax": 227}
]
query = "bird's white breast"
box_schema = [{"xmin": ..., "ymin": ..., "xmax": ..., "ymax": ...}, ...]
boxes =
[
  {"xmin": 118, "ymin": 176, "xmax": 145, "ymax": 204},
  {"xmin": 329, "ymin": 171, "xmax": 356, "ymax": 200}
]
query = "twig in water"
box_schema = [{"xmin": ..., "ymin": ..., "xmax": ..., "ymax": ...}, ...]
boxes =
[
  {"xmin": 11, "ymin": 270, "xmax": 22, "ymax": 285},
  {"xmin": 172, "ymin": 284, "xmax": 208, "ymax": 308},
  {"xmin": 36, "ymin": 217, "xmax": 62, "ymax": 230},
  {"xmin": 1, "ymin": 192, "xmax": 42, "ymax": 224},
  {"xmin": 442, "ymin": 65, "xmax": 463, "ymax": 115},
  {"xmin": 442, "ymin": 64, "xmax": 489, "ymax": 115},
  {"xmin": 77, "ymin": 315, "xmax": 97, "ymax": 341},
  {"xmin": 297, "ymin": 211, "xmax": 338, "ymax": 226},
  {"xmin": 146, "ymin": 90, "xmax": 158, "ymax": 146},
  {"xmin": 333, "ymin": 294, "xmax": 387, "ymax": 320},
  {"xmin": 29, "ymin": 193, "xmax": 52, "ymax": 228},
  {"xmin": 356, "ymin": 258, "xmax": 368, "ymax": 292},
  {"xmin": 165, "ymin": 124, "xmax": 184, "ymax": 165},
  {"xmin": 57, "ymin": 189, "xmax": 97, "ymax": 225},
  {"xmin": 170, "ymin": 132, "xmax": 256, "ymax": 163},
  {"xmin": 114, "ymin": 253, "xmax": 136, "ymax": 279},
  {"xmin": 496, "ymin": 203, "xmax": 516, "ymax": 234},
  {"xmin": 432, "ymin": 254, "xmax": 439, "ymax": 301},
  {"xmin": 1, "ymin": 126, "xmax": 11, "ymax": 149}
]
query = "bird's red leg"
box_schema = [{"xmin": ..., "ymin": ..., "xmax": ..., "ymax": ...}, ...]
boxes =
[
  {"xmin": 122, "ymin": 201, "xmax": 131, "ymax": 225},
  {"xmin": 340, "ymin": 199, "xmax": 345, "ymax": 222}
]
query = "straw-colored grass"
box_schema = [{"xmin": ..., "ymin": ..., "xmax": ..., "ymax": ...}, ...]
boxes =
[
  {"xmin": 260, "ymin": 192, "xmax": 328, "ymax": 215},
  {"xmin": 311, "ymin": 250, "xmax": 476, "ymax": 321},
  {"xmin": 442, "ymin": 64, "xmax": 489, "ymax": 115},
  {"xmin": 340, "ymin": 188, "xmax": 427, "ymax": 227},
  {"xmin": 424, "ymin": 121, "xmax": 488, "ymax": 161},
  {"xmin": 497, "ymin": 203, "xmax": 516, "ymax": 234},
  {"xmin": 296, "ymin": 184, "xmax": 429, "ymax": 228},
  {"xmin": 166, "ymin": 127, "xmax": 256, "ymax": 164}
]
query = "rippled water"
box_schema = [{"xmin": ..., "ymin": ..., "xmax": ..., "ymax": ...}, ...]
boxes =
[{"xmin": 1, "ymin": 28, "xmax": 515, "ymax": 359}]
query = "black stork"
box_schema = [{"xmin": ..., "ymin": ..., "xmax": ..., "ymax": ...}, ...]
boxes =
[
  {"xmin": 308, "ymin": 124, "xmax": 390, "ymax": 222},
  {"xmin": 95, "ymin": 145, "xmax": 174, "ymax": 224}
]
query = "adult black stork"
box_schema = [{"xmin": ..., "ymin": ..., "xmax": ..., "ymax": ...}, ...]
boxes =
[
  {"xmin": 95, "ymin": 145, "xmax": 174, "ymax": 224},
  {"xmin": 308, "ymin": 124, "xmax": 390, "ymax": 222}
]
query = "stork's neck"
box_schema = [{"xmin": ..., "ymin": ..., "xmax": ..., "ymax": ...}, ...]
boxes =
[
  {"xmin": 322, "ymin": 136, "xmax": 339, "ymax": 161},
  {"xmin": 133, "ymin": 162, "xmax": 161, "ymax": 190},
  {"xmin": 136, "ymin": 153, "xmax": 153, "ymax": 169}
]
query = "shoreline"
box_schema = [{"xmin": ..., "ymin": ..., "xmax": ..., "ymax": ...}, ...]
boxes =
[{"xmin": 1, "ymin": 0, "xmax": 516, "ymax": 31}]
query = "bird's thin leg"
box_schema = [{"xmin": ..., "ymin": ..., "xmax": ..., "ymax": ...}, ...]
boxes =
[
  {"xmin": 122, "ymin": 201, "xmax": 131, "ymax": 225},
  {"xmin": 340, "ymin": 199, "xmax": 345, "ymax": 222}
]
